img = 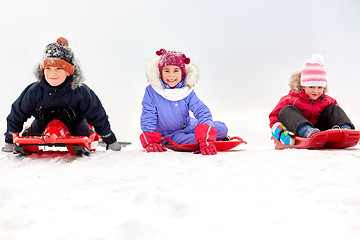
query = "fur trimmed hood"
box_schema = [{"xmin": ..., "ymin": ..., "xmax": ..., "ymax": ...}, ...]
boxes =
[
  {"xmin": 34, "ymin": 59, "xmax": 85, "ymax": 90},
  {"xmin": 289, "ymin": 71, "xmax": 328, "ymax": 93},
  {"xmin": 146, "ymin": 56, "xmax": 198, "ymax": 89}
]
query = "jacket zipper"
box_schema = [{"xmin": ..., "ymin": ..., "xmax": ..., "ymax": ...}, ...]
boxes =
[{"xmin": 309, "ymin": 99, "xmax": 314, "ymax": 120}]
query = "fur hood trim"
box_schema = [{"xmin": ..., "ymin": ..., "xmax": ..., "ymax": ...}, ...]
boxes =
[
  {"xmin": 34, "ymin": 59, "xmax": 85, "ymax": 90},
  {"xmin": 146, "ymin": 56, "xmax": 198, "ymax": 89},
  {"xmin": 289, "ymin": 71, "xmax": 328, "ymax": 93}
]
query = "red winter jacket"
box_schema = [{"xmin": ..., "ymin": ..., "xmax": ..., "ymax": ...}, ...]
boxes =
[{"xmin": 269, "ymin": 90, "xmax": 338, "ymax": 128}]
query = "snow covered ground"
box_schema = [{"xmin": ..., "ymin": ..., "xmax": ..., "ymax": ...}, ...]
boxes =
[
  {"xmin": 1, "ymin": 143, "xmax": 360, "ymax": 240},
  {"xmin": 1, "ymin": 1, "xmax": 360, "ymax": 239}
]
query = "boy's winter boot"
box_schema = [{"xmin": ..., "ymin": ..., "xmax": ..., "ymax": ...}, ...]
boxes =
[
  {"xmin": 298, "ymin": 124, "xmax": 320, "ymax": 138},
  {"xmin": 279, "ymin": 131, "xmax": 295, "ymax": 145},
  {"xmin": 340, "ymin": 124, "xmax": 352, "ymax": 130},
  {"xmin": 221, "ymin": 135, "xmax": 231, "ymax": 141},
  {"xmin": 271, "ymin": 122, "xmax": 295, "ymax": 145}
]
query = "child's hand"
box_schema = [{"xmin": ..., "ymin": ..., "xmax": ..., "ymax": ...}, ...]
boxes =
[
  {"xmin": 198, "ymin": 141, "xmax": 217, "ymax": 155},
  {"xmin": 140, "ymin": 131, "xmax": 167, "ymax": 153},
  {"xmin": 145, "ymin": 143, "xmax": 166, "ymax": 152},
  {"xmin": 271, "ymin": 122, "xmax": 295, "ymax": 145},
  {"xmin": 106, "ymin": 141, "xmax": 122, "ymax": 151},
  {"xmin": 2, "ymin": 143, "xmax": 14, "ymax": 152},
  {"xmin": 195, "ymin": 123, "xmax": 218, "ymax": 155}
]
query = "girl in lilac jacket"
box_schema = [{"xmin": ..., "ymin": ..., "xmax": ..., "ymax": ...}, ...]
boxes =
[{"xmin": 140, "ymin": 49, "xmax": 228, "ymax": 155}]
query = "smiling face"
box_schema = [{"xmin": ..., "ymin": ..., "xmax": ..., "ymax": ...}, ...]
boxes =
[
  {"xmin": 44, "ymin": 67, "xmax": 70, "ymax": 87},
  {"xmin": 303, "ymin": 86, "xmax": 325, "ymax": 100},
  {"xmin": 161, "ymin": 65, "xmax": 183, "ymax": 88}
]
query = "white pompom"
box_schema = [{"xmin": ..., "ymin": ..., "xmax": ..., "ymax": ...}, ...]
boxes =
[{"xmin": 310, "ymin": 54, "xmax": 324, "ymax": 64}]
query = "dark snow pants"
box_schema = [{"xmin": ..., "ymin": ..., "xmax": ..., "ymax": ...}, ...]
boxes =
[
  {"xmin": 278, "ymin": 105, "xmax": 354, "ymax": 135},
  {"xmin": 22, "ymin": 119, "xmax": 92, "ymax": 137}
]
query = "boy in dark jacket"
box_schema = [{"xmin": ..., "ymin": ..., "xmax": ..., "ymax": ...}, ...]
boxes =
[{"xmin": 3, "ymin": 37, "xmax": 121, "ymax": 152}]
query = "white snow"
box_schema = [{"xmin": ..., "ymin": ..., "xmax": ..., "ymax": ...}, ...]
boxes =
[{"xmin": 1, "ymin": 143, "xmax": 360, "ymax": 240}]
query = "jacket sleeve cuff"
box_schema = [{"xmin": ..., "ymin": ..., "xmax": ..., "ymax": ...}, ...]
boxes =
[
  {"xmin": 5, "ymin": 136, "xmax": 13, "ymax": 144},
  {"xmin": 101, "ymin": 132, "xmax": 117, "ymax": 145}
]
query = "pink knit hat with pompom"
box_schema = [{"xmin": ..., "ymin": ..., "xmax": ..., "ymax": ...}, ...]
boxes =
[
  {"xmin": 156, "ymin": 48, "xmax": 190, "ymax": 79},
  {"xmin": 300, "ymin": 54, "xmax": 327, "ymax": 87}
]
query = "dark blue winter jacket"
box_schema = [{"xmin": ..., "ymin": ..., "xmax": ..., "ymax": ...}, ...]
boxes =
[{"xmin": 5, "ymin": 65, "xmax": 116, "ymax": 144}]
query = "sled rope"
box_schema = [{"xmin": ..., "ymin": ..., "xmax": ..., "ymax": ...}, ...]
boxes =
[{"xmin": 41, "ymin": 134, "xmax": 50, "ymax": 144}]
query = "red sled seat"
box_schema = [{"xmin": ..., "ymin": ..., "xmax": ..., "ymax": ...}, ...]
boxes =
[{"xmin": 13, "ymin": 120, "xmax": 100, "ymax": 156}]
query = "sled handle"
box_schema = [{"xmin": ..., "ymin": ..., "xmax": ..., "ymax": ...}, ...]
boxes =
[
  {"xmin": 161, "ymin": 136, "xmax": 248, "ymax": 146},
  {"xmin": 230, "ymin": 136, "xmax": 247, "ymax": 144},
  {"xmin": 161, "ymin": 137, "xmax": 179, "ymax": 146}
]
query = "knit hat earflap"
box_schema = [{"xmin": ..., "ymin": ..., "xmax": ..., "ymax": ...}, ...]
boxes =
[
  {"xmin": 40, "ymin": 37, "xmax": 74, "ymax": 75},
  {"xmin": 156, "ymin": 48, "xmax": 190, "ymax": 79},
  {"xmin": 300, "ymin": 54, "xmax": 327, "ymax": 87}
]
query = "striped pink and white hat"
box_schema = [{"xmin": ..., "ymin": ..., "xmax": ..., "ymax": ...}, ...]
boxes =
[{"xmin": 300, "ymin": 54, "xmax": 327, "ymax": 87}]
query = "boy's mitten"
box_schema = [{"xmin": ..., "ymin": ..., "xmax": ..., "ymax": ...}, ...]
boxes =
[
  {"xmin": 106, "ymin": 141, "xmax": 122, "ymax": 151},
  {"xmin": 271, "ymin": 122, "xmax": 295, "ymax": 145},
  {"xmin": 195, "ymin": 123, "xmax": 218, "ymax": 155},
  {"xmin": 2, "ymin": 143, "xmax": 14, "ymax": 152},
  {"xmin": 140, "ymin": 131, "xmax": 166, "ymax": 152}
]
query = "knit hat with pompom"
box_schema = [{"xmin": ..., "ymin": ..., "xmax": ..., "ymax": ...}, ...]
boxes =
[
  {"xmin": 40, "ymin": 37, "xmax": 74, "ymax": 75},
  {"xmin": 156, "ymin": 48, "xmax": 190, "ymax": 79},
  {"xmin": 300, "ymin": 54, "xmax": 327, "ymax": 87}
]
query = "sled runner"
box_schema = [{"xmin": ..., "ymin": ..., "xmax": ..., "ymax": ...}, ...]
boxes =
[
  {"xmin": 272, "ymin": 129, "xmax": 360, "ymax": 150},
  {"xmin": 13, "ymin": 120, "xmax": 100, "ymax": 156},
  {"xmin": 161, "ymin": 136, "xmax": 247, "ymax": 152}
]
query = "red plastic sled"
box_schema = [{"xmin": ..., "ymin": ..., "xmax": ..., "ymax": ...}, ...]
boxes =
[
  {"xmin": 161, "ymin": 136, "xmax": 247, "ymax": 152},
  {"xmin": 272, "ymin": 129, "xmax": 360, "ymax": 150},
  {"xmin": 13, "ymin": 120, "xmax": 100, "ymax": 156}
]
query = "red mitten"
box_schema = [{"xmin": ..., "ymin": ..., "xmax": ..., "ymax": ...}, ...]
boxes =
[
  {"xmin": 145, "ymin": 143, "xmax": 165, "ymax": 153},
  {"xmin": 195, "ymin": 123, "xmax": 218, "ymax": 155},
  {"xmin": 139, "ymin": 131, "xmax": 166, "ymax": 152}
]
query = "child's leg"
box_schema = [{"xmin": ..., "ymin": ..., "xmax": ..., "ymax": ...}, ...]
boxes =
[
  {"xmin": 168, "ymin": 120, "xmax": 228, "ymax": 144},
  {"xmin": 278, "ymin": 105, "xmax": 312, "ymax": 135},
  {"xmin": 68, "ymin": 119, "xmax": 92, "ymax": 137},
  {"xmin": 315, "ymin": 105, "xmax": 355, "ymax": 130},
  {"xmin": 22, "ymin": 119, "xmax": 46, "ymax": 136},
  {"xmin": 213, "ymin": 121, "xmax": 228, "ymax": 140},
  {"xmin": 170, "ymin": 132, "xmax": 197, "ymax": 144},
  {"xmin": 169, "ymin": 119, "xmax": 197, "ymax": 144}
]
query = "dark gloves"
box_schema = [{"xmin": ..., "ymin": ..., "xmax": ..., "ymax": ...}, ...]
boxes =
[{"xmin": 102, "ymin": 133, "xmax": 121, "ymax": 151}]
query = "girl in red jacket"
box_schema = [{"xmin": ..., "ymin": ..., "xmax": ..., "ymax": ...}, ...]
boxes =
[{"xmin": 269, "ymin": 54, "xmax": 354, "ymax": 145}]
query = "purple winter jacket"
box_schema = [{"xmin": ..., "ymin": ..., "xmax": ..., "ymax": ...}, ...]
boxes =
[{"xmin": 140, "ymin": 56, "xmax": 213, "ymax": 137}]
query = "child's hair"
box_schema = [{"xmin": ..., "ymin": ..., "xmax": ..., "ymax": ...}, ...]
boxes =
[{"xmin": 289, "ymin": 71, "xmax": 328, "ymax": 94}]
